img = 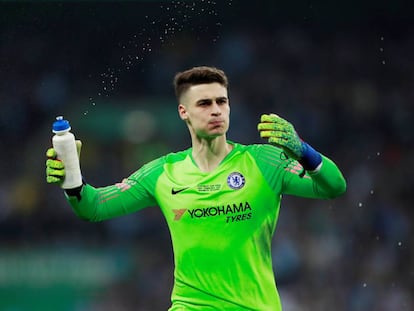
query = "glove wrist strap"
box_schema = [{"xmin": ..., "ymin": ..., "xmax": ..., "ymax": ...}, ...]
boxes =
[{"xmin": 299, "ymin": 142, "xmax": 322, "ymax": 171}]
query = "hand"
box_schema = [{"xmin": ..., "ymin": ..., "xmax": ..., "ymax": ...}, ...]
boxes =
[
  {"xmin": 46, "ymin": 140, "xmax": 82, "ymax": 185},
  {"xmin": 257, "ymin": 114, "xmax": 304, "ymax": 160}
]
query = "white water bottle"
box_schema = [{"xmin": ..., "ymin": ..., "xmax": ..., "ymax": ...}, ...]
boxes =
[{"xmin": 52, "ymin": 116, "xmax": 82, "ymax": 189}]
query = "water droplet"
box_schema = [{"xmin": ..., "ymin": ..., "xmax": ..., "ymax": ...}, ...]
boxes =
[
  {"xmin": 358, "ymin": 202, "xmax": 363, "ymax": 207},
  {"xmin": 382, "ymin": 60, "xmax": 386, "ymax": 65},
  {"xmin": 398, "ymin": 241, "xmax": 402, "ymax": 246},
  {"xmin": 363, "ymin": 283, "xmax": 367, "ymax": 288},
  {"xmin": 370, "ymin": 190, "xmax": 374, "ymax": 195}
]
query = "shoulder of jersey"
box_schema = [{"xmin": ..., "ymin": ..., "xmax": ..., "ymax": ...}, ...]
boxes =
[{"xmin": 164, "ymin": 148, "xmax": 191, "ymax": 164}]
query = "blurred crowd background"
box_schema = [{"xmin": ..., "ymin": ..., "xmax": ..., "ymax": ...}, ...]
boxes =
[{"xmin": 0, "ymin": 1, "xmax": 413, "ymax": 310}]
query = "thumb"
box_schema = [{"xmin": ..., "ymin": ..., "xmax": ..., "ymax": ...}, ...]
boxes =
[{"xmin": 75, "ymin": 140, "xmax": 82, "ymax": 159}]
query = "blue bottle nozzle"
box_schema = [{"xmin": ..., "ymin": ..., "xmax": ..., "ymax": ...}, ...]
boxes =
[{"xmin": 52, "ymin": 116, "xmax": 71, "ymax": 133}]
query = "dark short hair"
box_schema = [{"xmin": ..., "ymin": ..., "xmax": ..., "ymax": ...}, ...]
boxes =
[{"xmin": 173, "ymin": 66, "xmax": 229, "ymax": 101}]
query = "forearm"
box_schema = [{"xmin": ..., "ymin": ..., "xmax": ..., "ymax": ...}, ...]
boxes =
[
  {"xmin": 307, "ymin": 155, "xmax": 347, "ymax": 198},
  {"xmin": 284, "ymin": 155, "xmax": 346, "ymax": 199},
  {"xmin": 66, "ymin": 183, "xmax": 154, "ymax": 221}
]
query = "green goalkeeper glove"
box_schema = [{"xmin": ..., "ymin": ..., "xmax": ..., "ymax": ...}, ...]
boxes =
[
  {"xmin": 257, "ymin": 113, "xmax": 322, "ymax": 171},
  {"xmin": 46, "ymin": 140, "xmax": 82, "ymax": 185},
  {"xmin": 258, "ymin": 113, "xmax": 304, "ymax": 160}
]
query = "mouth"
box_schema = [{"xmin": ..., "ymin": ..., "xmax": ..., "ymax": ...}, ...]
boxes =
[{"xmin": 209, "ymin": 120, "xmax": 224, "ymax": 126}]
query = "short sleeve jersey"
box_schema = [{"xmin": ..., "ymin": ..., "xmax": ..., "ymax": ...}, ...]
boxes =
[{"xmin": 69, "ymin": 141, "xmax": 344, "ymax": 310}]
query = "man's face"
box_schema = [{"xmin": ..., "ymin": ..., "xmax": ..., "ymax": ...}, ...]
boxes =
[{"xmin": 178, "ymin": 83, "xmax": 230, "ymax": 139}]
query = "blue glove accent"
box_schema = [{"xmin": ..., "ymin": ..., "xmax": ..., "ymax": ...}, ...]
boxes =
[{"xmin": 299, "ymin": 142, "xmax": 322, "ymax": 171}]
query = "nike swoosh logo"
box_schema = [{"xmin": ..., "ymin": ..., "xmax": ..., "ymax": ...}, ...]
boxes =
[{"xmin": 171, "ymin": 187, "xmax": 189, "ymax": 195}]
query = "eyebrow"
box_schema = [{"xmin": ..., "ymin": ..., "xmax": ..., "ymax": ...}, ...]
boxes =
[{"xmin": 196, "ymin": 96, "xmax": 228, "ymax": 104}]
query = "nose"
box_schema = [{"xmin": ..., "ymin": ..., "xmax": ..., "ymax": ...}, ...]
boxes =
[{"xmin": 211, "ymin": 101, "xmax": 222, "ymax": 116}]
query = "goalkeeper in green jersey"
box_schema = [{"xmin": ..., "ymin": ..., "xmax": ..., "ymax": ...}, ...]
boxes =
[{"xmin": 46, "ymin": 66, "xmax": 346, "ymax": 310}]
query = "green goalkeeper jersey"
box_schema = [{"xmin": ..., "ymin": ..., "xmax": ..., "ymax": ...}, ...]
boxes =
[{"xmin": 67, "ymin": 141, "xmax": 346, "ymax": 310}]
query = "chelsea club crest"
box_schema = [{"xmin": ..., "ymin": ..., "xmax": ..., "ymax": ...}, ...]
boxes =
[{"xmin": 227, "ymin": 172, "xmax": 245, "ymax": 190}]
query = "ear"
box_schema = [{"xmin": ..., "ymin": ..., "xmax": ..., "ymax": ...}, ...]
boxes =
[{"xmin": 178, "ymin": 103, "xmax": 188, "ymax": 120}]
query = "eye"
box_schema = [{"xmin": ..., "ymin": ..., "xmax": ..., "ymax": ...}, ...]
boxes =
[
  {"xmin": 198, "ymin": 100, "xmax": 211, "ymax": 106},
  {"xmin": 217, "ymin": 98, "xmax": 228, "ymax": 105}
]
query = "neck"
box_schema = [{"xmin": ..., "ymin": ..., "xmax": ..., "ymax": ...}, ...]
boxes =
[{"xmin": 191, "ymin": 135, "xmax": 233, "ymax": 172}]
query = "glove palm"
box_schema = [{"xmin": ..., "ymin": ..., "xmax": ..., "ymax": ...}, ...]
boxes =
[{"xmin": 257, "ymin": 113, "xmax": 304, "ymax": 160}]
